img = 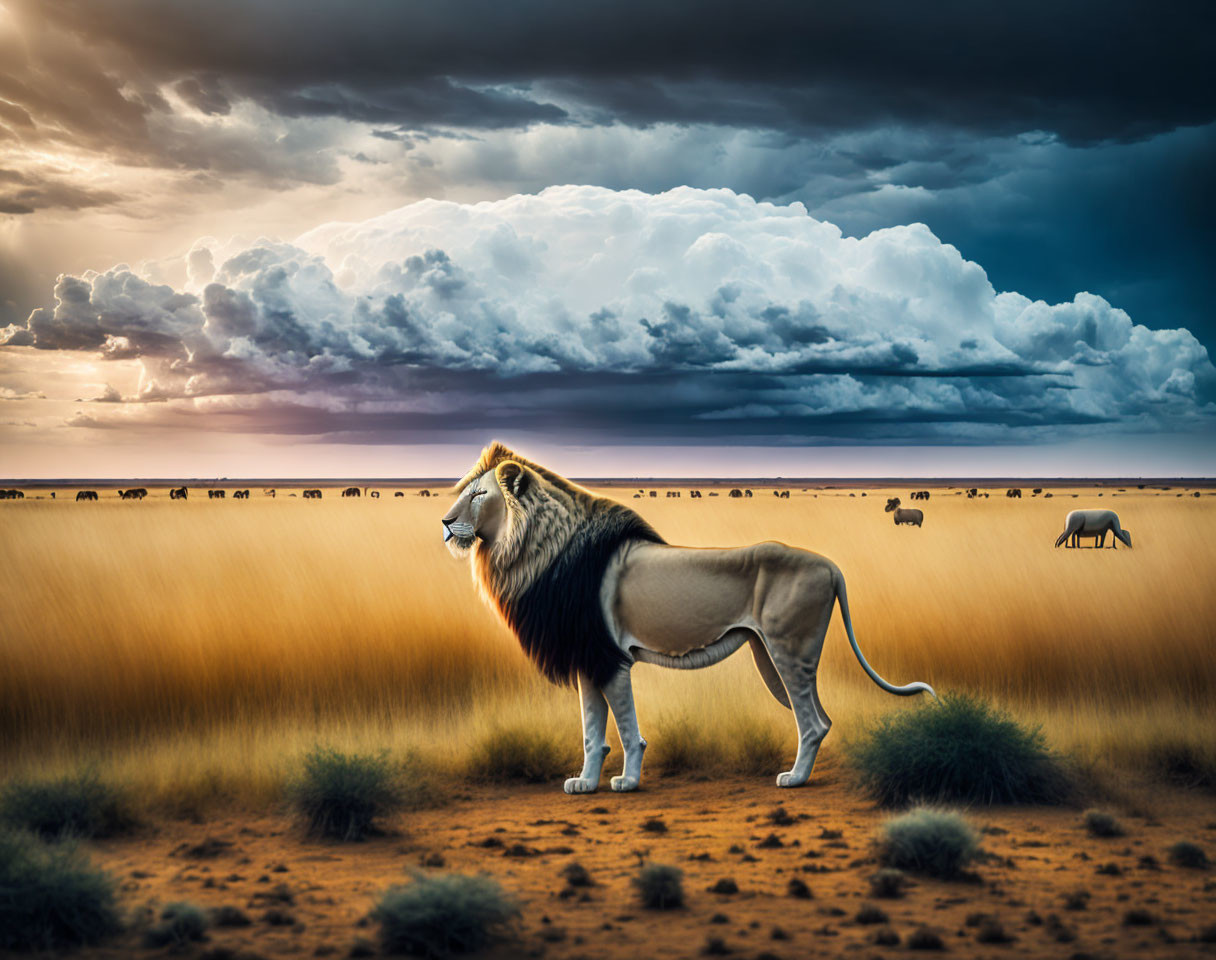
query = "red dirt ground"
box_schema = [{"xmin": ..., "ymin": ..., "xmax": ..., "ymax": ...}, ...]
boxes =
[{"xmin": 80, "ymin": 771, "xmax": 1216, "ymax": 959}]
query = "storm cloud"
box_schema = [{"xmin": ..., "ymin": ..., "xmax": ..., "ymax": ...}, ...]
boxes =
[{"xmin": 4, "ymin": 186, "xmax": 1212, "ymax": 444}]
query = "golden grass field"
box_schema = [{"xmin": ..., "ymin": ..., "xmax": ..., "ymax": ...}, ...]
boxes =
[{"xmin": 2, "ymin": 481, "xmax": 1214, "ymax": 812}]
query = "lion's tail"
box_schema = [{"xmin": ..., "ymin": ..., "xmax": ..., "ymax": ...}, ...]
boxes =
[{"xmin": 833, "ymin": 567, "xmax": 936, "ymax": 699}]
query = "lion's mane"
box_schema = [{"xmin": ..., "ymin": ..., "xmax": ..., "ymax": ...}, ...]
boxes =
[{"xmin": 455, "ymin": 442, "xmax": 665, "ymax": 687}]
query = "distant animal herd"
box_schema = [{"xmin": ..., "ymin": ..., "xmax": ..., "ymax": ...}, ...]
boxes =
[{"xmin": 5, "ymin": 482, "xmax": 1210, "ymax": 547}]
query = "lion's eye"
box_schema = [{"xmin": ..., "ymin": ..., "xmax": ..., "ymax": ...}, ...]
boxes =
[{"xmin": 471, "ymin": 491, "xmax": 487, "ymax": 499}]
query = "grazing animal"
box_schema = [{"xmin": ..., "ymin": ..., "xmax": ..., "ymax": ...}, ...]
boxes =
[
  {"xmin": 303, "ymin": 489, "xmax": 322, "ymax": 499},
  {"xmin": 118, "ymin": 488, "xmax": 147, "ymax": 500},
  {"xmin": 0, "ymin": 489, "xmax": 24, "ymax": 499},
  {"xmin": 233, "ymin": 489, "xmax": 250, "ymax": 499},
  {"xmin": 966, "ymin": 487, "xmax": 979, "ymax": 498},
  {"xmin": 441, "ymin": 442, "xmax": 934, "ymax": 794},
  {"xmin": 208, "ymin": 489, "xmax": 225, "ymax": 499},
  {"xmin": 774, "ymin": 490, "xmax": 790, "ymax": 499},
  {"xmin": 729, "ymin": 489, "xmax": 743, "ymax": 498},
  {"xmin": 418, "ymin": 489, "xmax": 432, "ymax": 497},
  {"xmin": 745, "ymin": 489, "xmax": 753, "ymax": 498},
  {"xmin": 395, "ymin": 491, "xmax": 404, "ymax": 497},
  {"xmin": 1032, "ymin": 488, "xmax": 1043, "ymax": 495},
  {"xmin": 170, "ymin": 486, "xmax": 188, "ymax": 500},
  {"xmin": 690, "ymin": 490, "xmax": 702, "ymax": 498},
  {"xmin": 342, "ymin": 487, "xmax": 361, "ymax": 497},
  {"xmin": 75, "ymin": 490, "xmax": 98, "ymax": 501},
  {"xmin": 264, "ymin": 489, "xmax": 276, "ymax": 498},
  {"xmin": 1054, "ymin": 509, "xmax": 1132, "ymax": 549},
  {"xmin": 1006, "ymin": 488, "xmax": 1022, "ymax": 498},
  {"xmin": 909, "ymin": 490, "xmax": 931, "ymax": 501},
  {"xmin": 649, "ymin": 490, "xmax": 657, "ymax": 498},
  {"xmin": 370, "ymin": 490, "xmax": 380, "ymax": 499},
  {"xmin": 884, "ymin": 497, "xmax": 923, "ymax": 527}
]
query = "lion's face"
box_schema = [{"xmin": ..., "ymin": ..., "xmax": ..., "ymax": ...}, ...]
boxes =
[
  {"xmin": 442, "ymin": 472, "xmax": 505, "ymax": 554},
  {"xmin": 443, "ymin": 460, "xmax": 535, "ymax": 556}
]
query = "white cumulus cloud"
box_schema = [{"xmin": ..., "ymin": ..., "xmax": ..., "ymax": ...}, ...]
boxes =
[{"xmin": 1, "ymin": 185, "xmax": 1212, "ymax": 444}]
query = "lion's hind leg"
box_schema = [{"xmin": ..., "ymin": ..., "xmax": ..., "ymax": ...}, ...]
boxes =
[{"xmin": 769, "ymin": 647, "xmax": 831, "ymax": 788}]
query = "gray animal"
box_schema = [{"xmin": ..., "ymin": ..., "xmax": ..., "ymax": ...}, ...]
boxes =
[
  {"xmin": 884, "ymin": 497, "xmax": 923, "ymax": 527},
  {"xmin": 1054, "ymin": 509, "xmax": 1132, "ymax": 549}
]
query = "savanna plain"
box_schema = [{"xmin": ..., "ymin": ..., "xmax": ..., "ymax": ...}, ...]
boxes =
[{"xmin": 2, "ymin": 481, "xmax": 1214, "ymax": 958}]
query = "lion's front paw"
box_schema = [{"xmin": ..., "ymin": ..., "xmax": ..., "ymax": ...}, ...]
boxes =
[
  {"xmin": 610, "ymin": 775, "xmax": 639, "ymax": 792},
  {"xmin": 563, "ymin": 777, "xmax": 599, "ymax": 794},
  {"xmin": 776, "ymin": 771, "xmax": 807, "ymax": 788}
]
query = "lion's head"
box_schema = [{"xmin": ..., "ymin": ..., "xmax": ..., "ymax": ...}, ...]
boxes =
[{"xmin": 441, "ymin": 441, "xmax": 665, "ymax": 687}]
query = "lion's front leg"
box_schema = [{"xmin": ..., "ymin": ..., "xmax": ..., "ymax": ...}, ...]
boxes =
[
  {"xmin": 564, "ymin": 674, "xmax": 610, "ymax": 795},
  {"xmin": 603, "ymin": 666, "xmax": 646, "ymax": 792}
]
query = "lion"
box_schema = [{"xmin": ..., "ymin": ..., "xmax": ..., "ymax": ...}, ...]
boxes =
[{"xmin": 442, "ymin": 442, "xmax": 935, "ymax": 794}]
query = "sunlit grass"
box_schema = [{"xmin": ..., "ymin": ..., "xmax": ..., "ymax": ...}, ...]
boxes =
[{"xmin": 1, "ymin": 484, "xmax": 1213, "ymax": 808}]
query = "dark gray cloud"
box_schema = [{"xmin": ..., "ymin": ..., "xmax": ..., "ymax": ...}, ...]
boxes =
[
  {"xmin": 23, "ymin": 0, "xmax": 1214, "ymax": 145},
  {"xmin": 5, "ymin": 187, "xmax": 1212, "ymax": 445}
]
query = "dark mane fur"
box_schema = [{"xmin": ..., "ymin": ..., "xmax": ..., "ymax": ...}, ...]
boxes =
[{"xmin": 496, "ymin": 500, "xmax": 665, "ymax": 688}]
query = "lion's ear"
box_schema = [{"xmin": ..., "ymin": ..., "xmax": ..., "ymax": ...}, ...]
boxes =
[{"xmin": 495, "ymin": 460, "xmax": 530, "ymax": 497}]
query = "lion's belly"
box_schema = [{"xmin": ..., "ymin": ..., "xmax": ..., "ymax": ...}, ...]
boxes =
[{"xmin": 612, "ymin": 543, "xmax": 773, "ymax": 655}]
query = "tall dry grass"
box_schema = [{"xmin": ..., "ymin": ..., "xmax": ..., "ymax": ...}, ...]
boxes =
[{"xmin": 1, "ymin": 484, "xmax": 1213, "ymax": 809}]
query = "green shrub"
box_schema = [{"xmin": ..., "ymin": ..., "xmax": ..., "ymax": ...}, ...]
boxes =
[
  {"xmin": 142, "ymin": 901, "xmax": 209, "ymax": 947},
  {"xmin": 633, "ymin": 863, "xmax": 685, "ymax": 909},
  {"xmin": 1167, "ymin": 841, "xmax": 1208, "ymax": 869},
  {"xmin": 880, "ymin": 808, "xmax": 979, "ymax": 879},
  {"xmin": 848, "ymin": 693, "xmax": 1071, "ymax": 806},
  {"xmin": 0, "ymin": 770, "xmax": 136, "ymax": 840},
  {"xmin": 0, "ymin": 830, "xmax": 122, "ymax": 951},
  {"xmin": 1083, "ymin": 809, "xmax": 1124, "ymax": 837},
  {"xmin": 466, "ymin": 726, "xmax": 575, "ymax": 783},
  {"xmin": 373, "ymin": 873, "xmax": 519, "ymax": 957},
  {"xmin": 289, "ymin": 747, "xmax": 407, "ymax": 841}
]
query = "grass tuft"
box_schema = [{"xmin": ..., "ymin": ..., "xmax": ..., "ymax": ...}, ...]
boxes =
[
  {"xmin": 0, "ymin": 770, "xmax": 136, "ymax": 840},
  {"xmin": 879, "ymin": 807, "xmax": 979, "ymax": 879},
  {"xmin": 288, "ymin": 747, "xmax": 409, "ymax": 841},
  {"xmin": 650, "ymin": 717, "xmax": 722, "ymax": 775},
  {"xmin": 1083, "ymin": 809, "xmax": 1124, "ymax": 837},
  {"xmin": 0, "ymin": 830, "xmax": 122, "ymax": 951},
  {"xmin": 373, "ymin": 873, "xmax": 519, "ymax": 957},
  {"xmin": 142, "ymin": 901, "xmax": 209, "ymax": 948},
  {"xmin": 1166, "ymin": 841, "xmax": 1208, "ymax": 869},
  {"xmin": 848, "ymin": 693, "xmax": 1072, "ymax": 806},
  {"xmin": 466, "ymin": 726, "xmax": 575, "ymax": 783},
  {"xmin": 868, "ymin": 867, "xmax": 907, "ymax": 898},
  {"xmin": 633, "ymin": 863, "xmax": 685, "ymax": 909}
]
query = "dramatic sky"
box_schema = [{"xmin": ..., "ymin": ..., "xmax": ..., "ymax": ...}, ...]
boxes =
[{"xmin": 1, "ymin": 0, "xmax": 1213, "ymax": 477}]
